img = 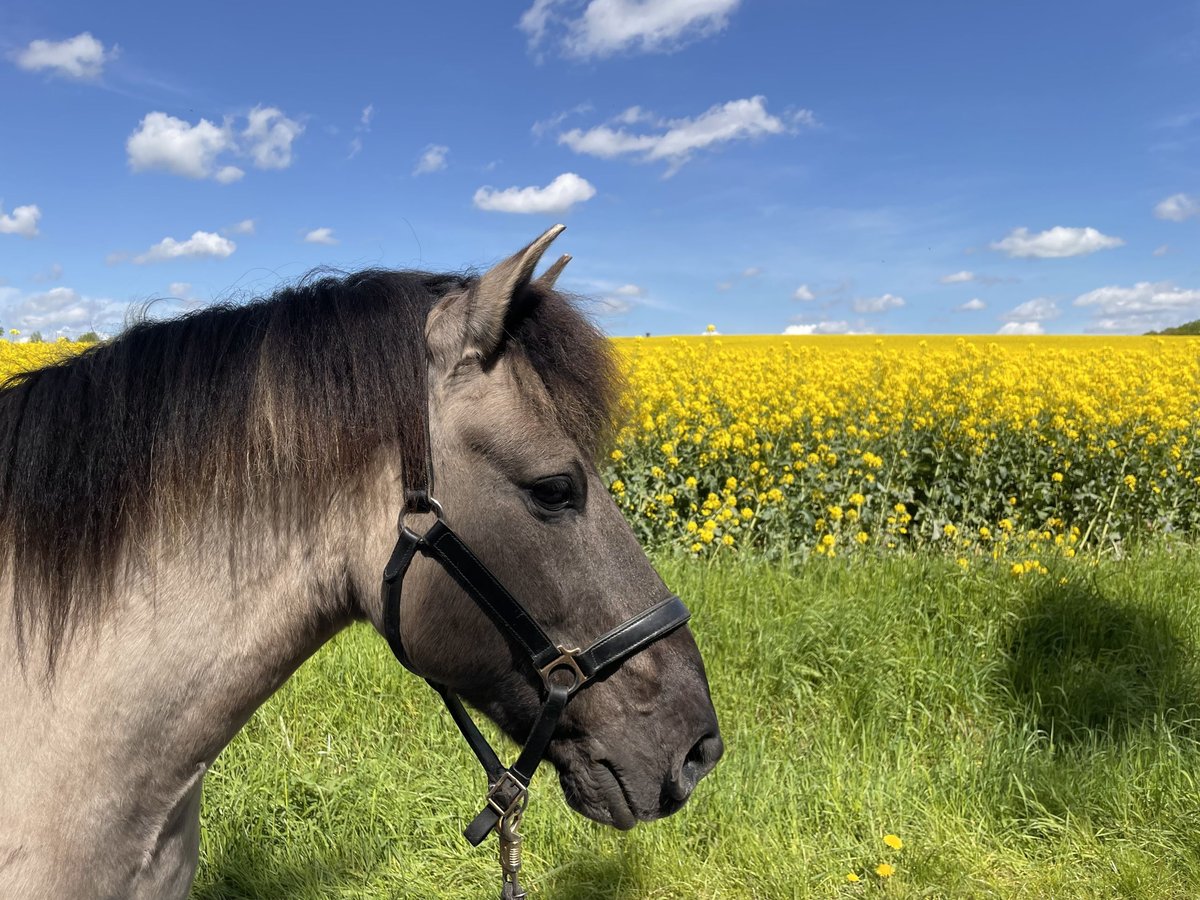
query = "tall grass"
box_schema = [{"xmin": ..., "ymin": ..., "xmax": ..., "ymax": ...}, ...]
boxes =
[{"xmin": 193, "ymin": 549, "xmax": 1200, "ymax": 898}]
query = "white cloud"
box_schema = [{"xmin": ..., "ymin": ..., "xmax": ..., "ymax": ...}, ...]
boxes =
[
  {"xmin": 11, "ymin": 32, "xmax": 116, "ymax": 80},
  {"xmin": 127, "ymin": 108, "xmax": 301, "ymax": 181},
  {"xmin": 132, "ymin": 231, "xmax": 236, "ymax": 264},
  {"xmin": 1154, "ymin": 244, "xmax": 1171, "ymax": 257},
  {"xmin": 614, "ymin": 283, "xmax": 643, "ymax": 296},
  {"xmin": 348, "ymin": 104, "xmax": 374, "ymax": 159},
  {"xmin": 1074, "ymin": 282, "xmax": 1200, "ymax": 332},
  {"xmin": 0, "ymin": 286, "xmax": 125, "ymax": 332},
  {"xmin": 956, "ymin": 298, "xmax": 986, "ymax": 312},
  {"xmin": 558, "ymin": 95, "xmax": 798, "ymax": 174},
  {"xmin": 242, "ymin": 106, "xmax": 303, "ymax": 169},
  {"xmin": 521, "ymin": 0, "xmax": 743, "ymax": 58},
  {"xmin": 997, "ymin": 322, "xmax": 1044, "ymax": 335},
  {"xmin": 1153, "ymin": 193, "xmax": 1200, "ymax": 222},
  {"xmin": 1001, "ymin": 297, "xmax": 1059, "ymax": 322},
  {"xmin": 784, "ymin": 321, "xmax": 854, "ymax": 335},
  {"xmin": 742, "ymin": 266, "xmax": 761, "ymax": 277},
  {"xmin": 127, "ymin": 112, "xmax": 234, "ymax": 179},
  {"xmin": 594, "ymin": 296, "xmax": 633, "ymax": 315},
  {"xmin": 715, "ymin": 281, "xmax": 733, "ymax": 292},
  {"xmin": 615, "ymin": 105, "xmax": 652, "ymax": 124},
  {"xmin": 0, "ymin": 204, "xmax": 40, "ymax": 238},
  {"xmin": 532, "ymin": 103, "xmax": 595, "ymax": 139},
  {"xmin": 852, "ymin": 293, "xmax": 905, "ymax": 314},
  {"xmin": 940, "ymin": 270, "xmax": 974, "ymax": 284},
  {"xmin": 519, "ymin": 0, "xmax": 563, "ymax": 47},
  {"xmin": 793, "ymin": 284, "xmax": 815, "ymax": 301},
  {"xmin": 414, "ymin": 144, "xmax": 449, "ymax": 175},
  {"xmin": 225, "ymin": 218, "xmax": 255, "ymax": 235},
  {"xmin": 215, "ymin": 165, "xmax": 245, "ymax": 184},
  {"xmin": 989, "ymin": 226, "xmax": 1124, "ymax": 259},
  {"xmin": 167, "ymin": 282, "xmax": 192, "ymax": 298},
  {"xmin": 304, "ymin": 227, "xmax": 338, "ymax": 245},
  {"xmin": 473, "ymin": 172, "xmax": 596, "ymax": 214}
]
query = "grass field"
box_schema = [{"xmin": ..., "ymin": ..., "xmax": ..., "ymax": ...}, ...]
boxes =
[
  {"xmin": 192, "ymin": 548, "xmax": 1200, "ymax": 899},
  {"xmin": 6, "ymin": 337, "xmax": 1200, "ymax": 896}
]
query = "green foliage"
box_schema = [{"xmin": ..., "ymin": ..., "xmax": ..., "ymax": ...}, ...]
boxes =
[
  {"xmin": 192, "ymin": 549, "xmax": 1200, "ymax": 898},
  {"xmin": 1148, "ymin": 318, "xmax": 1200, "ymax": 335}
]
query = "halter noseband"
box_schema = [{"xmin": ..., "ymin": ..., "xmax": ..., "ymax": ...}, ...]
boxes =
[{"xmin": 380, "ymin": 381, "xmax": 690, "ymax": 899}]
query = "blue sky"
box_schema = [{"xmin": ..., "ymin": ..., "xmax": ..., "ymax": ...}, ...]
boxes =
[{"xmin": 3, "ymin": 0, "xmax": 1200, "ymax": 337}]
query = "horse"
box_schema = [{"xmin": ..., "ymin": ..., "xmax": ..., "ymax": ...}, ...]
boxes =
[{"xmin": 0, "ymin": 226, "xmax": 723, "ymax": 899}]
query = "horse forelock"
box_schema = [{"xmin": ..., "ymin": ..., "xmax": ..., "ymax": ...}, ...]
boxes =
[{"xmin": 0, "ymin": 268, "xmax": 617, "ymax": 668}]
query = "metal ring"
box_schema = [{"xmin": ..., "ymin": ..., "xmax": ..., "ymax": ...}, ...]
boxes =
[{"xmin": 539, "ymin": 646, "xmax": 587, "ymax": 694}]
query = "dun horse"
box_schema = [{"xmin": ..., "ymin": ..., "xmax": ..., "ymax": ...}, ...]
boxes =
[{"xmin": 0, "ymin": 227, "xmax": 722, "ymax": 899}]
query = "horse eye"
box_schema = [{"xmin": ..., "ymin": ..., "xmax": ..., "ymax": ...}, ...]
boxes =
[{"xmin": 529, "ymin": 476, "xmax": 573, "ymax": 511}]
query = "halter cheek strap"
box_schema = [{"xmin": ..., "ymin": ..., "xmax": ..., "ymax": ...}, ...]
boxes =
[{"xmin": 381, "ymin": 501, "xmax": 690, "ymax": 846}]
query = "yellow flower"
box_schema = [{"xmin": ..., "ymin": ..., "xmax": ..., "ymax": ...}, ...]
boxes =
[
  {"xmin": 721, "ymin": 534, "xmax": 735, "ymax": 547},
  {"xmin": 610, "ymin": 449, "xmax": 624, "ymax": 461},
  {"xmin": 875, "ymin": 863, "xmax": 895, "ymax": 878},
  {"xmin": 883, "ymin": 834, "xmax": 903, "ymax": 850},
  {"xmin": 845, "ymin": 872, "xmax": 860, "ymax": 883},
  {"xmin": 611, "ymin": 480, "xmax": 625, "ymax": 493},
  {"xmin": 1051, "ymin": 472, "xmax": 1063, "ymax": 482}
]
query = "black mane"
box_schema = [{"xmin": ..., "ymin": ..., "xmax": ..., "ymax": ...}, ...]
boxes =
[{"xmin": 0, "ymin": 269, "xmax": 619, "ymax": 666}]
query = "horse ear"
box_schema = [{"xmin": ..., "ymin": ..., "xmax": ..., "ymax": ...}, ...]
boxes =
[
  {"xmin": 464, "ymin": 224, "xmax": 565, "ymax": 360},
  {"xmin": 534, "ymin": 254, "xmax": 571, "ymax": 290}
]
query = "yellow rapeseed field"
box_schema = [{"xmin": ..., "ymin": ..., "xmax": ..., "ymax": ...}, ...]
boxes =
[
  {"xmin": 606, "ymin": 334, "xmax": 1200, "ymax": 566},
  {"xmin": 0, "ymin": 338, "xmax": 84, "ymax": 383},
  {"xmin": 4, "ymin": 334, "xmax": 1198, "ymax": 566}
]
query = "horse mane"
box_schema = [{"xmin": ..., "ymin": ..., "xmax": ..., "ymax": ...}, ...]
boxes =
[{"xmin": 0, "ymin": 268, "xmax": 620, "ymax": 667}]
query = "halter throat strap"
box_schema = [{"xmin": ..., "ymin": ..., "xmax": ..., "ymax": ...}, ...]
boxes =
[{"xmin": 381, "ymin": 511, "xmax": 690, "ymax": 844}]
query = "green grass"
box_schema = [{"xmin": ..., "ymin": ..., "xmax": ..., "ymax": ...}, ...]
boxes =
[{"xmin": 192, "ymin": 549, "xmax": 1200, "ymax": 898}]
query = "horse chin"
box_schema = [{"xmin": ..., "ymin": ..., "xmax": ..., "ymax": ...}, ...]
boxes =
[{"xmin": 554, "ymin": 755, "xmax": 642, "ymax": 830}]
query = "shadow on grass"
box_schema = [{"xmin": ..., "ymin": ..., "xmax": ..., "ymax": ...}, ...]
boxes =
[
  {"xmin": 1002, "ymin": 578, "xmax": 1200, "ymax": 743},
  {"xmin": 191, "ymin": 840, "xmax": 380, "ymax": 900},
  {"xmin": 537, "ymin": 851, "xmax": 648, "ymax": 900}
]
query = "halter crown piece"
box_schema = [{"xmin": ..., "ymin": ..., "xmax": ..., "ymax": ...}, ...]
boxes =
[{"xmin": 380, "ymin": 320, "xmax": 691, "ymax": 899}]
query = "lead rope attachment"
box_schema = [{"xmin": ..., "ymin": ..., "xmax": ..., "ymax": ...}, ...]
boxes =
[{"xmin": 498, "ymin": 807, "xmax": 527, "ymax": 900}]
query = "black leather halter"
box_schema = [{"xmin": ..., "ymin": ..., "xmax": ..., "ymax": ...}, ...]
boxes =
[{"xmin": 379, "ymin": 367, "xmax": 691, "ymax": 897}]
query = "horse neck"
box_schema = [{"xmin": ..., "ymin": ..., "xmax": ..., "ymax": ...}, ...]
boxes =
[{"xmin": 0, "ymin": 476, "xmax": 396, "ymax": 895}]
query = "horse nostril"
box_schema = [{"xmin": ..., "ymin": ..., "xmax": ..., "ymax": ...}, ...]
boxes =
[{"xmin": 669, "ymin": 730, "xmax": 724, "ymax": 801}]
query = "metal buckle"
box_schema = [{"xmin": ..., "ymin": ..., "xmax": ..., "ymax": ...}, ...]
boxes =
[
  {"xmin": 538, "ymin": 646, "xmax": 587, "ymax": 693},
  {"xmin": 485, "ymin": 770, "xmax": 528, "ymax": 820},
  {"xmin": 400, "ymin": 494, "xmax": 445, "ymax": 540}
]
